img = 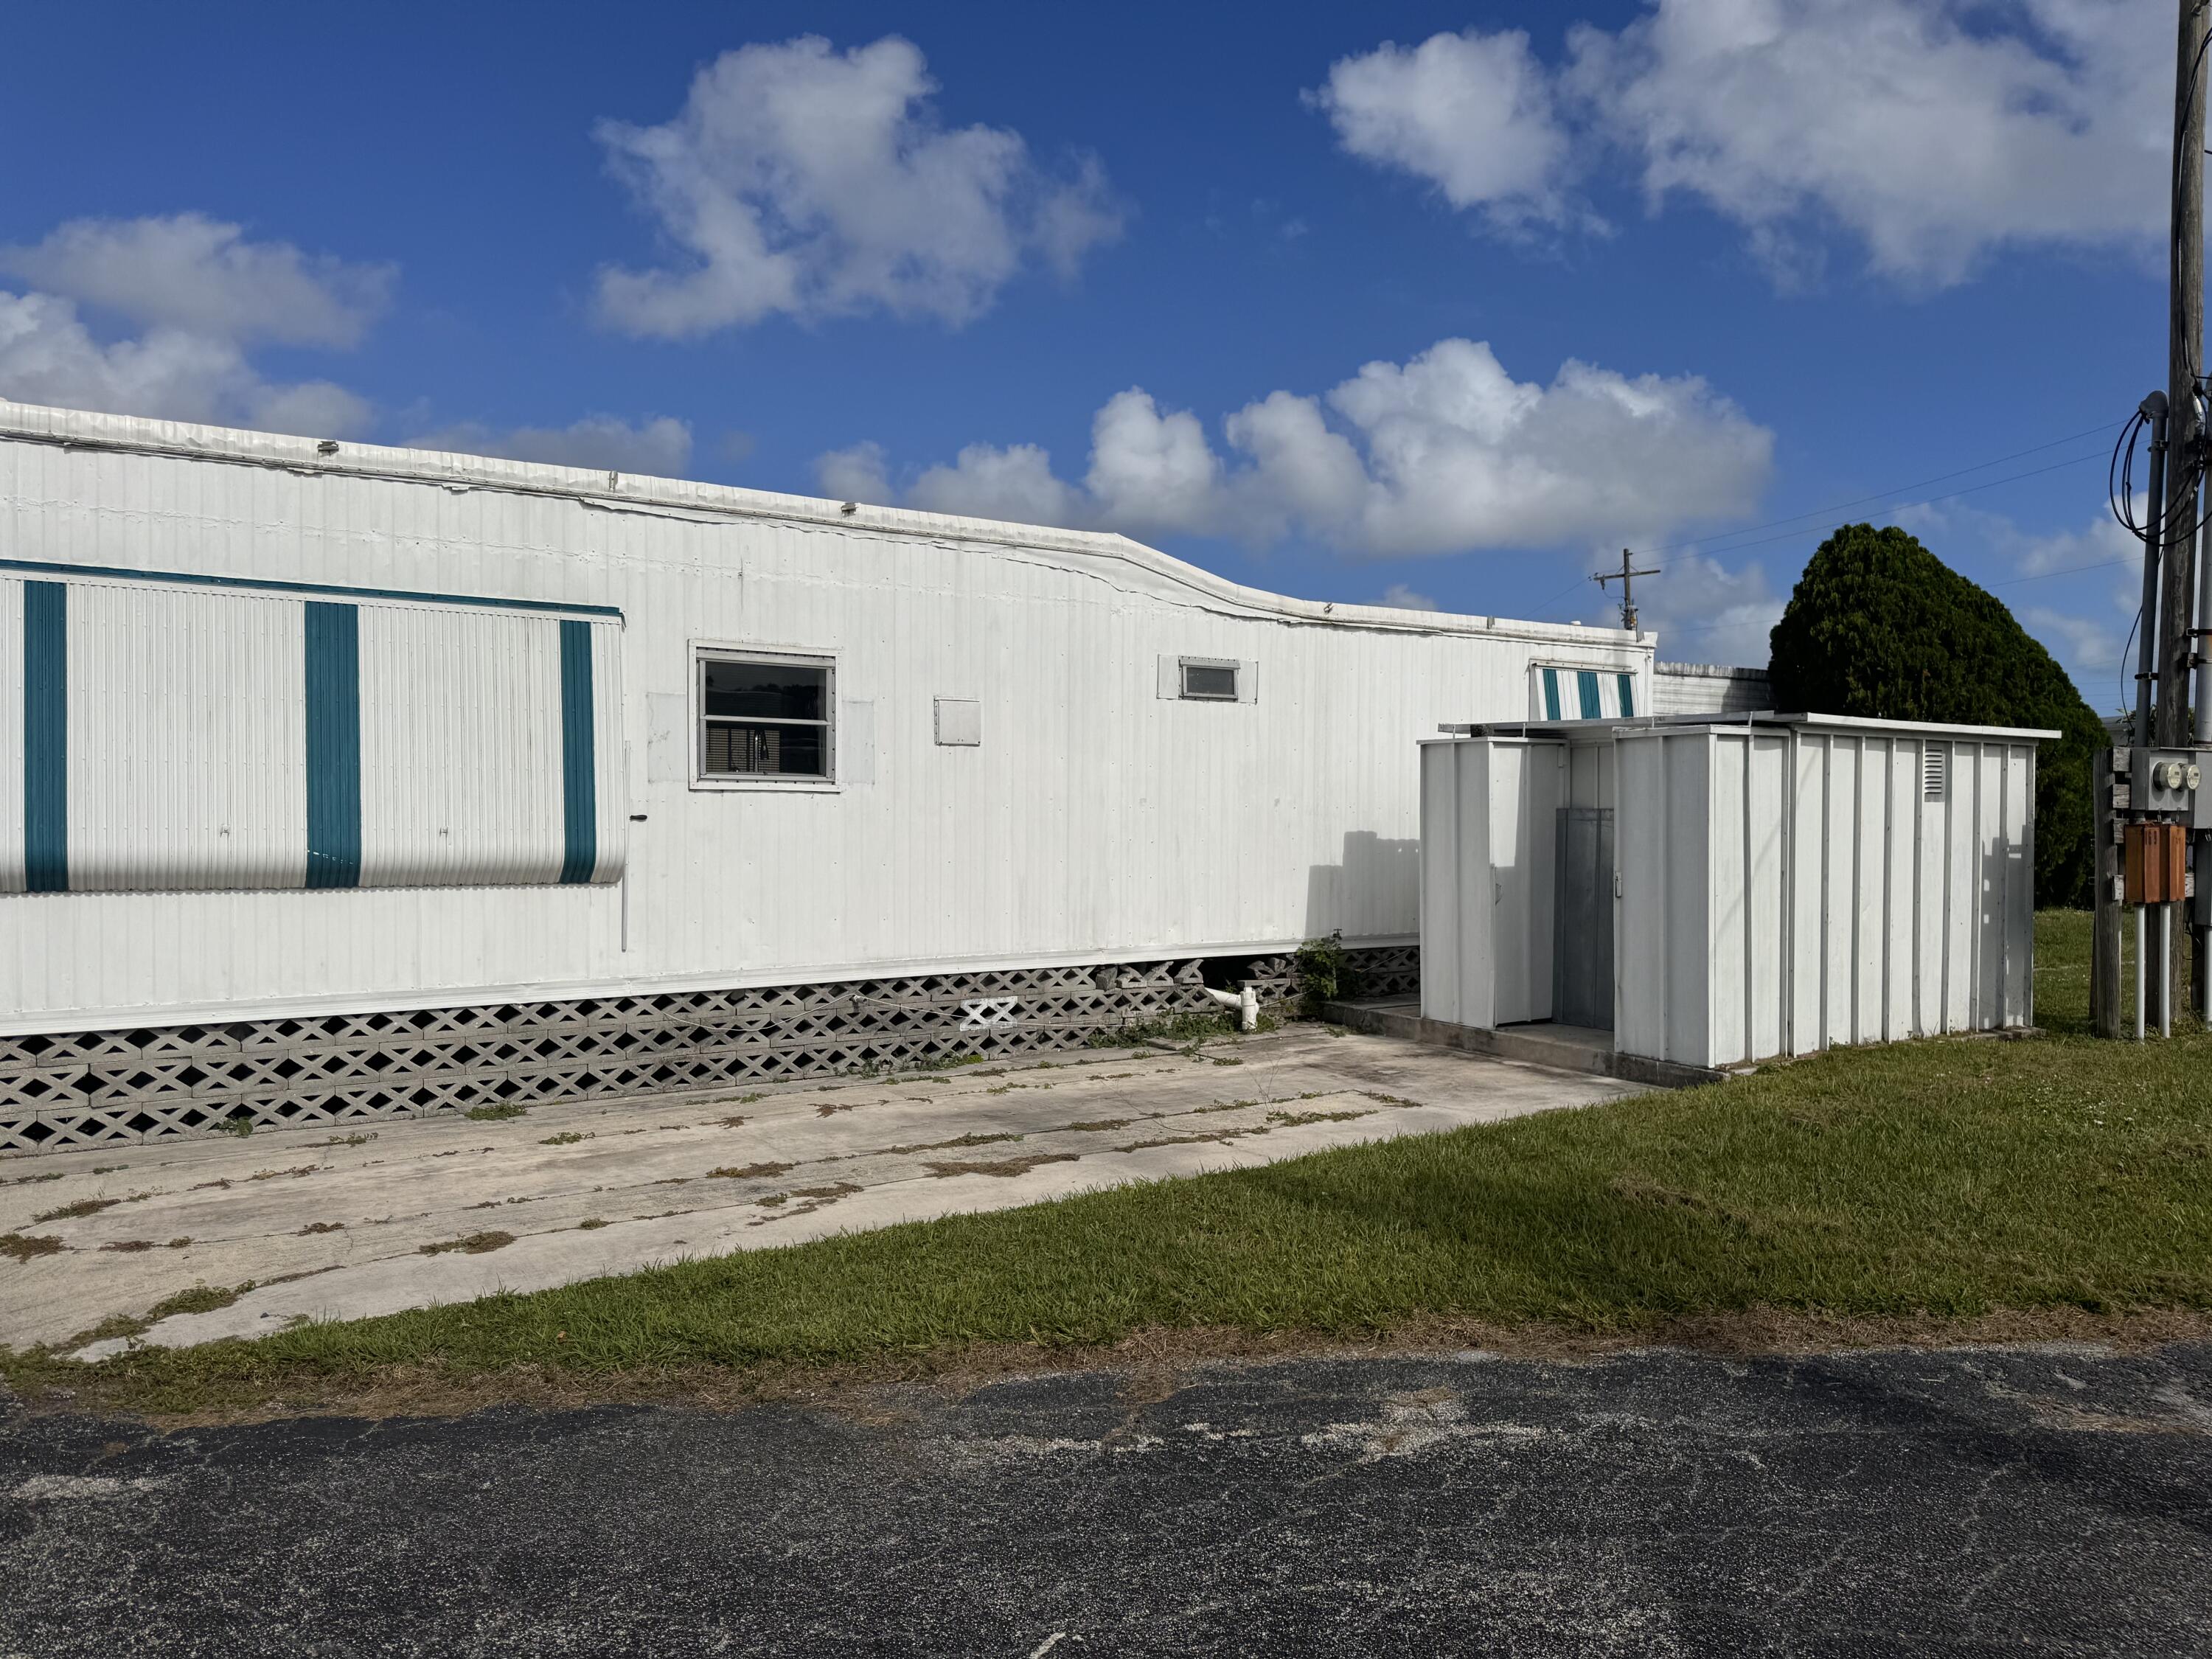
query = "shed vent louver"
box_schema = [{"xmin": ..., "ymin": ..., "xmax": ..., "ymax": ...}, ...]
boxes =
[{"xmin": 1923, "ymin": 748, "xmax": 1947, "ymax": 801}]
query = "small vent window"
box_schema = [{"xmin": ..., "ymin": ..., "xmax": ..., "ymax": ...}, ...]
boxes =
[
  {"xmin": 699, "ymin": 653, "xmax": 833, "ymax": 781},
  {"xmin": 1180, "ymin": 659, "xmax": 1239, "ymax": 701},
  {"xmin": 1922, "ymin": 748, "xmax": 1947, "ymax": 801}
]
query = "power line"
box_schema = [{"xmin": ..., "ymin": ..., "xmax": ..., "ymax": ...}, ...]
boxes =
[
  {"xmin": 1534, "ymin": 447, "xmax": 2112, "ymax": 625},
  {"xmin": 1987, "ymin": 557, "xmax": 2133, "ymax": 588},
  {"xmin": 1673, "ymin": 449, "xmax": 2110, "ymax": 563},
  {"xmin": 1655, "ymin": 557, "xmax": 2137, "ymax": 641},
  {"xmin": 1627, "ymin": 420, "xmax": 2126, "ymax": 563}
]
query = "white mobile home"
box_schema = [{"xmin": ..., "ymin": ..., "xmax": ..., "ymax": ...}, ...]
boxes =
[{"xmin": 0, "ymin": 401, "xmax": 1646, "ymax": 1148}]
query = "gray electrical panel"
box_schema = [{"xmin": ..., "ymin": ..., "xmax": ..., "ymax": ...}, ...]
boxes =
[{"xmin": 2127, "ymin": 747, "xmax": 2205, "ymax": 815}]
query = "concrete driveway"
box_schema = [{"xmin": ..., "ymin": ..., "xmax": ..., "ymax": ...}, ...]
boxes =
[{"xmin": 0, "ymin": 1025, "xmax": 1644, "ymax": 1357}]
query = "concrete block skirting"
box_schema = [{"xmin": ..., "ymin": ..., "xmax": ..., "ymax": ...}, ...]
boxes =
[
  {"xmin": 1321, "ymin": 999, "xmax": 1727, "ymax": 1091},
  {"xmin": 1, "ymin": 947, "xmax": 1422, "ymax": 1153}
]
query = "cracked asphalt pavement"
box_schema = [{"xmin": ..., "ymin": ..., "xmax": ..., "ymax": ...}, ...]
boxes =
[{"xmin": 7, "ymin": 1343, "xmax": 2212, "ymax": 1655}]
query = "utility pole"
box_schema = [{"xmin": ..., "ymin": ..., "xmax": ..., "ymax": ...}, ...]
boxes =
[
  {"xmin": 1594, "ymin": 549, "xmax": 1659, "ymax": 633},
  {"xmin": 2157, "ymin": 0, "xmax": 2206, "ymax": 1012},
  {"xmin": 2169, "ymin": 0, "xmax": 2211, "ymax": 1015}
]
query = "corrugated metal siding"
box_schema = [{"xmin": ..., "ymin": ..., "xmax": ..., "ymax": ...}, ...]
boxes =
[
  {"xmin": 358, "ymin": 606, "xmax": 565, "ymax": 887},
  {"xmin": 1651, "ymin": 664, "xmax": 1771, "ymax": 717},
  {"xmin": 65, "ymin": 581, "xmax": 308, "ymax": 893},
  {"xmin": 0, "ymin": 566, "xmax": 625, "ymax": 900},
  {"xmin": 0, "ymin": 410, "xmax": 1642, "ymax": 1029},
  {"xmin": 1615, "ymin": 727, "xmax": 2036, "ymax": 1067}
]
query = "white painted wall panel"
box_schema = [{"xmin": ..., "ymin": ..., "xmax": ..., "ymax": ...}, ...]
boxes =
[
  {"xmin": 1496, "ymin": 741, "xmax": 1563, "ymax": 1026},
  {"xmin": 2000, "ymin": 743, "xmax": 2026, "ymax": 1026},
  {"xmin": 1820, "ymin": 737, "xmax": 1857, "ymax": 1051},
  {"xmin": 1417, "ymin": 737, "xmax": 1570, "ymax": 1029},
  {"xmin": 64, "ymin": 582, "xmax": 307, "ymax": 892},
  {"xmin": 1708, "ymin": 733, "xmax": 1747, "ymax": 1066},
  {"xmin": 1663, "ymin": 736, "xmax": 1712, "ymax": 1065},
  {"xmin": 1745, "ymin": 734, "xmax": 1788, "ymax": 1061},
  {"xmin": 1613, "ymin": 734, "xmax": 1667, "ymax": 1060},
  {"xmin": 1885, "ymin": 742, "xmax": 1918, "ymax": 1040},
  {"xmin": 1789, "ymin": 734, "xmax": 1826, "ymax": 1055},
  {"xmin": 1852, "ymin": 738, "xmax": 1888, "ymax": 1046}
]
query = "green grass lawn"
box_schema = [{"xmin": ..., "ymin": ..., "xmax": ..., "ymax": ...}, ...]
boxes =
[{"xmin": 7, "ymin": 912, "xmax": 2212, "ymax": 1414}]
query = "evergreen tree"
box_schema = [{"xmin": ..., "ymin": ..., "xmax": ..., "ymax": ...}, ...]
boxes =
[{"xmin": 1766, "ymin": 523, "xmax": 2106, "ymax": 908}]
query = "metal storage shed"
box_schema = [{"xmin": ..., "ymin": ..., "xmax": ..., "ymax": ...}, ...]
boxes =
[{"xmin": 1419, "ymin": 712, "xmax": 2056, "ymax": 1074}]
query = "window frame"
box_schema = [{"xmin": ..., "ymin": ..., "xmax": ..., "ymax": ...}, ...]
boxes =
[
  {"xmin": 1178, "ymin": 656, "xmax": 1242, "ymax": 702},
  {"xmin": 689, "ymin": 643, "xmax": 839, "ymax": 792}
]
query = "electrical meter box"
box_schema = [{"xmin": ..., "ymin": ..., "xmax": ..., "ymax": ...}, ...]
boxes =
[{"xmin": 2128, "ymin": 747, "xmax": 2205, "ymax": 815}]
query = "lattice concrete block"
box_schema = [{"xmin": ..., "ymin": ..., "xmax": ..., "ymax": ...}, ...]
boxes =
[{"xmin": 0, "ymin": 945, "xmax": 1416, "ymax": 1150}]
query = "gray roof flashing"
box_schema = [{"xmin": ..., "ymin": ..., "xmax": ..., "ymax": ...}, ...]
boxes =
[{"xmin": 1434, "ymin": 711, "xmax": 2061, "ymax": 742}]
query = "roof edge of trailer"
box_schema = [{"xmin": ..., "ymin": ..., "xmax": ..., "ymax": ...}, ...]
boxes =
[
  {"xmin": 0, "ymin": 398, "xmax": 1642, "ymax": 651},
  {"xmin": 1434, "ymin": 712, "xmax": 2064, "ymax": 742}
]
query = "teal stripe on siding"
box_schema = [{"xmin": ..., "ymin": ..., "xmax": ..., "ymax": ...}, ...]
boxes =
[
  {"xmin": 1618, "ymin": 673, "xmax": 1635, "ymax": 718},
  {"xmin": 1577, "ymin": 669, "xmax": 1601, "ymax": 719},
  {"xmin": 558, "ymin": 619, "xmax": 597, "ymax": 885},
  {"xmin": 1542, "ymin": 668, "xmax": 1561, "ymax": 720},
  {"xmin": 0, "ymin": 556, "xmax": 619, "ymax": 619},
  {"xmin": 303, "ymin": 602, "xmax": 361, "ymax": 889},
  {"xmin": 23, "ymin": 582, "xmax": 67, "ymax": 892}
]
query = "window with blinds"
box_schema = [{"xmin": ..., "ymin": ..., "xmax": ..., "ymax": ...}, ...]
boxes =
[{"xmin": 698, "ymin": 653, "xmax": 833, "ymax": 781}]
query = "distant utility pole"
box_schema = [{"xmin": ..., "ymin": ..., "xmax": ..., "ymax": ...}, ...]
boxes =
[{"xmin": 1594, "ymin": 549, "xmax": 1658, "ymax": 633}]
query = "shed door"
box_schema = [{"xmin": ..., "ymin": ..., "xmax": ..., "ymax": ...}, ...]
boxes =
[{"xmin": 1553, "ymin": 807, "xmax": 1615, "ymax": 1031}]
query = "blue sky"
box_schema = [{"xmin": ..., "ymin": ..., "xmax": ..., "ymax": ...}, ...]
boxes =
[{"xmin": 0, "ymin": 1, "xmax": 2173, "ymax": 707}]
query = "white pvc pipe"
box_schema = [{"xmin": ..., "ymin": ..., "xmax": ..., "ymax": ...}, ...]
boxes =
[
  {"xmin": 1199, "ymin": 984, "xmax": 1260, "ymax": 1032},
  {"xmin": 2137, "ymin": 905, "xmax": 2147, "ymax": 1041},
  {"xmin": 2162, "ymin": 904, "xmax": 2174, "ymax": 1038}
]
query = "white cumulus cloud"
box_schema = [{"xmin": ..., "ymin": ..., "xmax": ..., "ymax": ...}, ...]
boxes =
[
  {"xmin": 817, "ymin": 337, "xmax": 1770, "ymax": 557},
  {"xmin": 0, "ymin": 288, "xmax": 372, "ymax": 439},
  {"xmin": 403, "ymin": 414, "xmax": 694, "ymax": 476},
  {"xmin": 594, "ymin": 35, "xmax": 1124, "ymax": 335},
  {"xmin": 815, "ymin": 440, "xmax": 894, "ymax": 504},
  {"xmin": 1638, "ymin": 550, "xmax": 1784, "ymax": 667},
  {"xmin": 1308, "ymin": 28, "xmax": 1576, "ymax": 230},
  {"xmin": 1379, "ymin": 583, "xmax": 1440, "ymax": 611},
  {"xmin": 0, "ymin": 214, "xmax": 394, "ymax": 347},
  {"xmin": 910, "ymin": 441, "xmax": 1081, "ymax": 524},
  {"xmin": 0, "ymin": 214, "xmax": 390, "ymax": 438},
  {"xmin": 1318, "ymin": 2, "xmax": 2166, "ymax": 286}
]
